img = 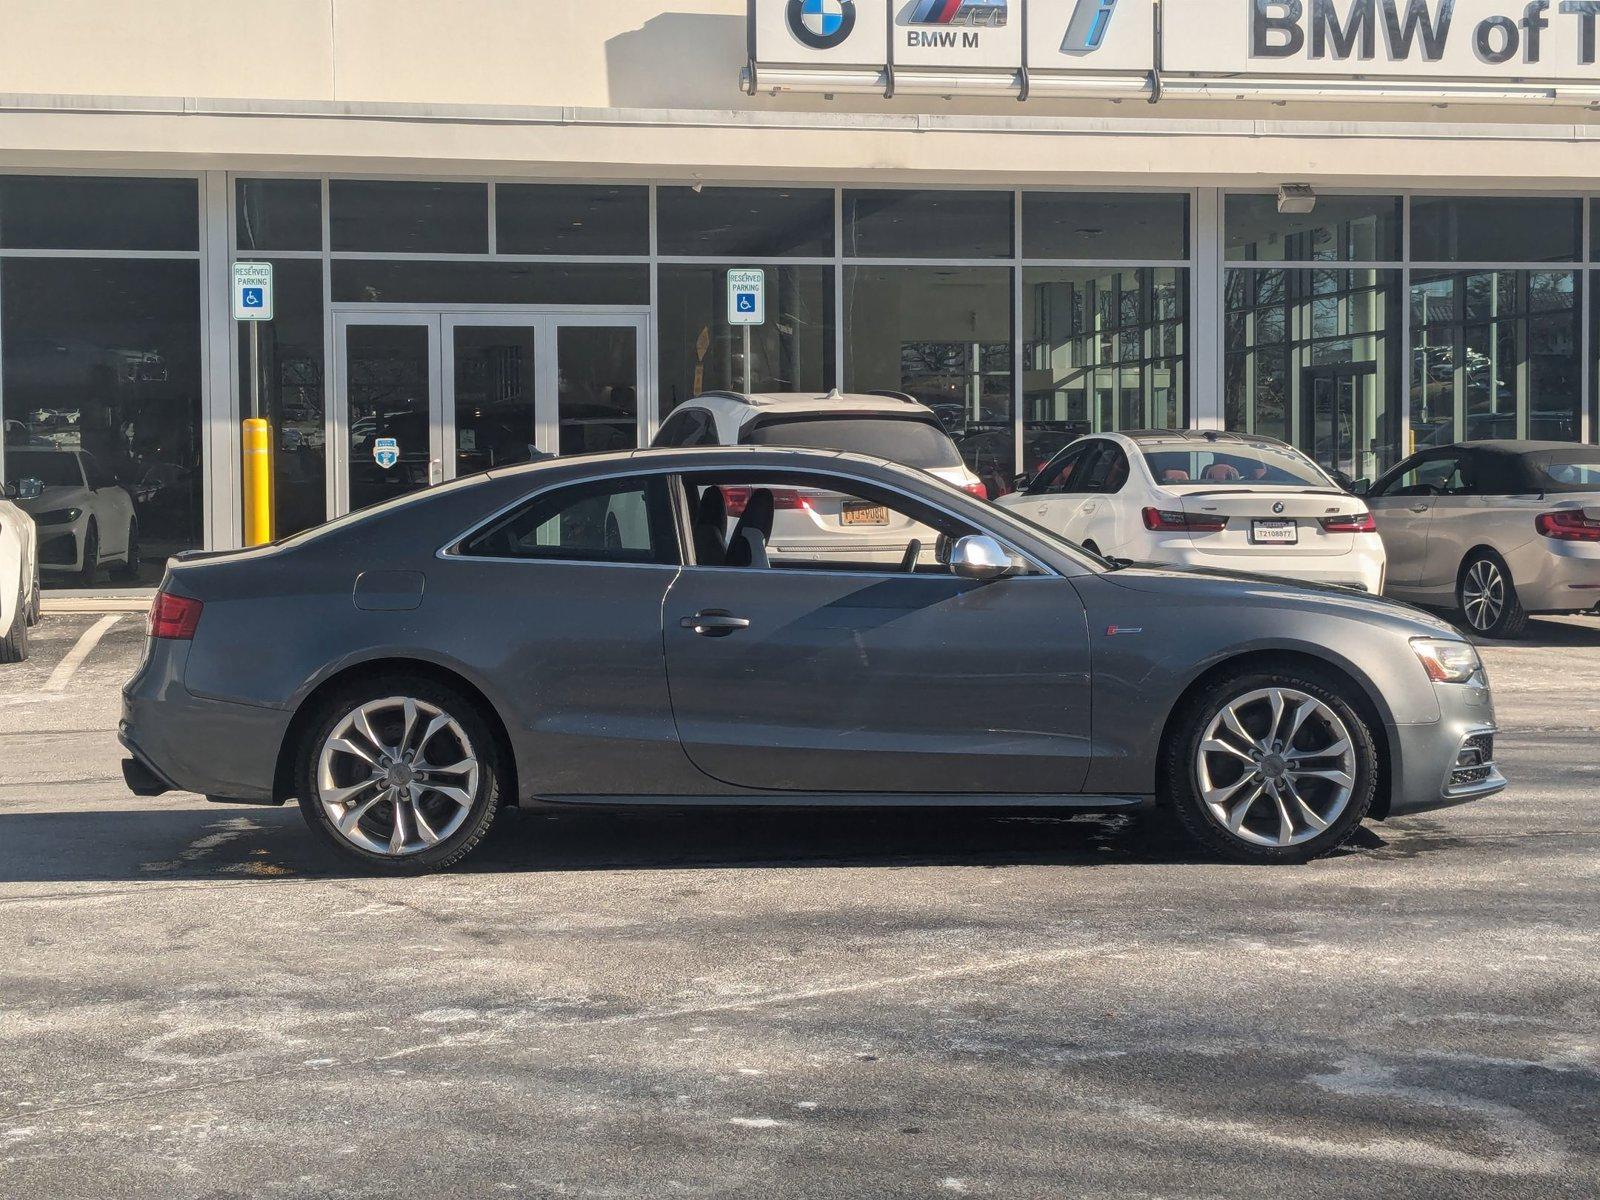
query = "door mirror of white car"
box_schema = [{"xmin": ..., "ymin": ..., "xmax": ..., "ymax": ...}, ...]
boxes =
[
  {"xmin": 1349, "ymin": 477, "xmax": 1371, "ymax": 496},
  {"xmin": 949, "ymin": 535, "xmax": 1017, "ymax": 582},
  {"xmin": 7, "ymin": 477, "xmax": 44, "ymax": 501},
  {"xmin": 1012, "ymin": 472, "xmax": 1032, "ymax": 491}
]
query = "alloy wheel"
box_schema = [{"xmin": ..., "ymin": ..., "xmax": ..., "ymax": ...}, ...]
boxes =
[
  {"xmin": 1194, "ymin": 687, "xmax": 1358, "ymax": 848},
  {"xmin": 1462, "ymin": 559, "xmax": 1505, "ymax": 632},
  {"xmin": 316, "ymin": 696, "xmax": 480, "ymax": 857}
]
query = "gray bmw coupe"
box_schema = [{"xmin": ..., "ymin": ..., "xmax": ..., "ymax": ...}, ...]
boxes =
[{"xmin": 121, "ymin": 447, "xmax": 1505, "ymax": 870}]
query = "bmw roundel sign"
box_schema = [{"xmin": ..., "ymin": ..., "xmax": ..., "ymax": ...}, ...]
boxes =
[{"xmin": 787, "ymin": 0, "xmax": 856, "ymax": 50}]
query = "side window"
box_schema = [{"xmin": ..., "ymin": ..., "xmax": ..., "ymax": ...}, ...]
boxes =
[
  {"xmin": 655, "ymin": 409, "xmax": 704, "ymax": 448},
  {"xmin": 457, "ymin": 476, "xmax": 678, "ymax": 565},
  {"xmin": 1029, "ymin": 443, "xmax": 1090, "ymax": 495},
  {"xmin": 683, "ymin": 470, "xmax": 999, "ymax": 574},
  {"xmin": 1082, "ymin": 444, "xmax": 1129, "ymax": 494},
  {"xmin": 1383, "ymin": 453, "xmax": 1462, "ymax": 498}
]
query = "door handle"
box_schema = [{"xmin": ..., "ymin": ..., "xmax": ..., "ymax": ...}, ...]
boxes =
[
  {"xmin": 681, "ymin": 610, "xmax": 751, "ymax": 637},
  {"xmin": 1408, "ymin": 503, "xmax": 1429, "ymax": 514},
  {"xmin": 1081, "ymin": 502, "xmax": 1097, "ymax": 513}
]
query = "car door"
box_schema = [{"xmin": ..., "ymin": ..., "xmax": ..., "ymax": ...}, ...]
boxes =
[
  {"xmin": 1013, "ymin": 441, "xmax": 1096, "ymax": 541},
  {"xmin": 1418, "ymin": 449, "xmax": 1492, "ymax": 594},
  {"xmin": 1367, "ymin": 450, "xmax": 1462, "ymax": 589},
  {"xmin": 661, "ymin": 467, "xmax": 1093, "ymax": 795},
  {"xmin": 1076, "ymin": 441, "xmax": 1133, "ymax": 554},
  {"xmin": 82, "ymin": 452, "xmax": 132, "ymax": 558}
]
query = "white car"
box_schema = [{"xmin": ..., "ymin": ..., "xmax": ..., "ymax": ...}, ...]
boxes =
[
  {"xmin": 0, "ymin": 475, "xmax": 42, "ymax": 662},
  {"xmin": 996, "ymin": 430, "xmax": 1387, "ymax": 594},
  {"xmin": 653, "ymin": 390, "xmax": 986, "ymax": 566},
  {"xmin": 7, "ymin": 447, "xmax": 139, "ymax": 586}
]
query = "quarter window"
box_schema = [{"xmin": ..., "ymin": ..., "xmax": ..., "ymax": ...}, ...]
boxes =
[{"xmin": 457, "ymin": 477, "xmax": 677, "ymax": 565}]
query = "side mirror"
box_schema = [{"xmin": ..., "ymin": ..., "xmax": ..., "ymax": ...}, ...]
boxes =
[
  {"xmin": 10, "ymin": 477, "xmax": 43, "ymax": 501},
  {"xmin": 949, "ymin": 535, "xmax": 1016, "ymax": 582},
  {"xmin": 1012, "ymin": 472, "xmax": 1032, "ymax": 491},
  {"xmin": 1350, "ymin": 477, "xmax": 1371, "ymax": 496}
]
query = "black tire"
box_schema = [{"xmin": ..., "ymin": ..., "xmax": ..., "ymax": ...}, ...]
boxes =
[
  {"xmin": 111, "ymin": 520, "xmax": 141, "ymax": 582},
  {"xmin": 26, "ymin": 567, "xmax": 40, "ymax": 626},
  {"xmin": 77, "ymin": 522, "xmax": 99, "ymax": 588},
  {"xmin": 1163, "ymin": 666, "xmax": 1378, "ymax": 865},
  {"xmin": 0, "ymin": 575, "xmax": 27, "ymax": 664},
  {"xmin": 1457, "ymin": 550, "xmax": 1528, "ymax": 640},
  {"xmin": 295, "ymin": 674, "xmax": 503, "ymax": 873}
]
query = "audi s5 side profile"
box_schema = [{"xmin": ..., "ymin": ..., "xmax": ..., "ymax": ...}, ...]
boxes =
[{"xmin": 121, "ymin": 447, "xmax": 1505, "ymax": 871}]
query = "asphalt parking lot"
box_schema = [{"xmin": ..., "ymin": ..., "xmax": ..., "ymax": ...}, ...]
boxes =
[{"xmin": 1, "ymin": 612, "xmax": 1598, "ymax": 1198}]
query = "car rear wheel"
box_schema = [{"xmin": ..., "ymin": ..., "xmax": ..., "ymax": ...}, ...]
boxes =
[
  {"xmin": 1457, "ymin": 551, "xmax": 1528, "ymax": 640},
  {"xmin": 1165, "ymin": 668, "xmax": 1377, "ymax": 864},
  {"xmin": 112, "ymin": 520, "xmax": 141, "ymax": 582},
  {"xmin": 0, "ymin": 575, "xmax": 27, "ymax": 663},
  {"xmin": 296, "ymin": 678, "xmax": 502, "ymax": 872}
]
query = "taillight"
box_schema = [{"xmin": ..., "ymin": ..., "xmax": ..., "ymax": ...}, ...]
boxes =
[
  {"xmin": 1536, "ymin": 510, "xmax": 1600, "ymax": 541},
  {"xmin": 1319, "ymin": 512, "xmax": 1378, "ymax": 534},
  {"xmin": 148, "ymin": 590, "xmax": 203, "ymax": 640},
  {"xmin": 962, "ymin": 480, "xmax": 989, "ymax": 501},
  {"xmin": 719, "ymin": 486, "xmax": 809, "ymax": 515},
  {"xmin": 1142, "ymin": 507, "xmax": 1227, "ymax": 533}
]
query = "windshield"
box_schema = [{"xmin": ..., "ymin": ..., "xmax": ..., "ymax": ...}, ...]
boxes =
[
  {"xmin": 5, "ymin": 449, "xmax": 83, "ymax": 487},
  {"xmin": 743, "ymin": 415, "xmax": 964, "ymax": 471},
  {"xmin": 1527, "ymin": 449, "xmax": 1600, "ymax": 492},
  {"xmin": 1143, "ymin": 443, "xmax": 1332, "ymax": 488}
]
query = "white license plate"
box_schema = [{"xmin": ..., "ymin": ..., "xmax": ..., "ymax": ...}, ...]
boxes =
[
  {"xmin": 1251, "ymin": 519, "xmax": 1299, "ymax": 545},
  {"xmin": 840, "ymin": 503, "xmax": 890, "ymax": 527}
]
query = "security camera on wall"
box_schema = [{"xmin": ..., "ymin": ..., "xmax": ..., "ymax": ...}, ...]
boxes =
[{"xmin": 1277, "ymin": 184, "xmax": 1317, "ymax": 215}]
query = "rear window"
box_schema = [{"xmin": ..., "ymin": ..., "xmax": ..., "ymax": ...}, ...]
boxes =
[
  {"xmin": 1527, "ymin": 449, "xmax": 1600, "ymax": 492},
  {"xmin": 742, "ymin": 415, "xmax": 964, "ymax": 471},
  {"xmin": 1142, "ymin": 443, "xmax": 1330, "ymax": 488}
]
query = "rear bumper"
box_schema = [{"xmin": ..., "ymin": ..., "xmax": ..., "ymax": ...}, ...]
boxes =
[
  {"xmin": 1507, "ymin": 538, "xmax": 1600, "ymax": 613},
  {"xmin": 1165, "ymin": 548, "xmax": 1385, "ymax": 594}
]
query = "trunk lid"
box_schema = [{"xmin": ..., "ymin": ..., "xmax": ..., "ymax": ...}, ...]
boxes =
[{"xmin": 1174, "ymin": 487, "xmax": 1367, "ymax": 558}]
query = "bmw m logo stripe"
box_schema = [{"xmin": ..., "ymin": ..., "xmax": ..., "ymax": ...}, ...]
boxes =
[
  {"xmin": 908, "ymin": 0, "xmax": 1009, "ymax": 27},
  {"xmin": 788, "ymin": 0, "xmax": 856, "ymax": 50}
]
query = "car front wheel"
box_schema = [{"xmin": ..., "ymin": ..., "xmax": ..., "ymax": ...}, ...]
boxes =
[
  {"xmin": 1165, "ymin": 668, "xmax": 1378, "ymax": 864},
  {"xmin": 0, "ymin": 575, "xmax": 27, "ymax": 663},
  {"xmin": 296, "ymin": 678, "xmax": 502, "ymax": 872}
]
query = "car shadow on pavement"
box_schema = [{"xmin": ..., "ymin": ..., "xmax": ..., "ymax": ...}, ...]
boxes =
[{"xmin": 0, "ymin": 803, "xmax": 1246, "ymax": 883}]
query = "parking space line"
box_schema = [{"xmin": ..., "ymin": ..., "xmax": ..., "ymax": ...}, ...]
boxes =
[{"xmin": 42, "ymin": 615, "xmax": 123, "ymax": 693}]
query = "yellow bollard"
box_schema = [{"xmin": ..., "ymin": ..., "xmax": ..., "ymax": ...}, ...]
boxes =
[{"xmin": 242, "ymin": 418, "xmax": 273, "ymax": 546}]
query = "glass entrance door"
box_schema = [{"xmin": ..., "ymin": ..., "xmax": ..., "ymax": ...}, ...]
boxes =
[
  {"xmin": 334, "ymin": 311, "xmax": 648, "ymax": 516},
  {"xmin": 334, "ymin": 315, "xmax": 444, "ymax": 515}
]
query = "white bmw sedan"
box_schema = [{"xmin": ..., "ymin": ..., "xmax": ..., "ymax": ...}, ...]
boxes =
[{"xmin": 996, "ymin": 430, "xmax": 1386, "ymax": 594}]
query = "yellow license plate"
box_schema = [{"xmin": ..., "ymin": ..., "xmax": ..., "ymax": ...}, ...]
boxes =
[{"xmin": 841, "ymin": 504, "xmax": 890, "ymax": 527}]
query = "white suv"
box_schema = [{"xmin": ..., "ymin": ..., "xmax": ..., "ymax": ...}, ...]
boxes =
[{"xmin": 653, "ymin": 391, "xmax": 986, "ymax": 565}]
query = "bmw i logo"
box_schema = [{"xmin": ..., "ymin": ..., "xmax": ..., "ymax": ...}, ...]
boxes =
[{"xmin": 788, "ymin": 0, "xmax": 856, "ymax": 50}]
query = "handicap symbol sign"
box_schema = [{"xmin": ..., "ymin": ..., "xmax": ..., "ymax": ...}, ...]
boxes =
[
  {"xmin": 241, "ymin": 287, "xmax": 265, "ymax": 309},
  {"xmin": 735, "ymin": 293, "xmax": 757, "ymax": 314},
  {"xmin": 373, "ymin": 437, "xmax": 400, "ymax": 470}
]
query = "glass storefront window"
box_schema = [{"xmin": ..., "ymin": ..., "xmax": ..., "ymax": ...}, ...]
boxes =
[
  {"xmin": 844, "ymin": 191, "xmax": 1013, "ymax": 259},
  {"xmin": 1226, "ymin": 194, "xmax": 1401, "ymax": 262},
  {"xmin": 1225, "ymin": 268, "xmax": 1403, "ymax": 483},
  {"xmin": 0, "ymin": 176, "xmax": 198, "ymax": 251},
  {"xmin": 844, "ymin": 266, "xmax": 1013, "ymax": 494},
  {"xmin": 1411, "ymin": 196, "xmax": 1581, "ymax": 264},
  {"xmin": 2, "ymin": 258, "xmax": 203, "ymax": 585},
  {"xmin": 1410, "ymin": 270, "xmax": 1581, "ymax": 447},
  {"xmin": 657, "ymin": 265, "xmax": 835, "ymax": 411},
  {"xmin": 237, "ymin": 260, "xmax": 327, "ymax": 537},
  {"xmin": 496, "ymin": 184, "xmax": 649, "ymax": 256},
  {"xmin": 329, "ymin": 181, "xmax": 489, "ymax": 254},
  {"xmin": 1023, "ymin": 193, "xmax": 1189, "ymax": 261},
  {"xmin": 1022, "ymin": 267, "xmax": 1188, "ymax": 473},
  {"xmin": 657, "ymin": 187, "xmax": 834, "ymax": 257},
  {"xmin": 331, "ymin": 260, "xmax": 648, "ymax": 305},
  {"xmin": 236, "ymin": 179, "xmax": 323, "ymax": 252}
]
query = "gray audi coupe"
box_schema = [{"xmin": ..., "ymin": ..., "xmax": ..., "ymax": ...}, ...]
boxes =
[{"xmin": 121, "ymin": 446, "xmax": 1505, "ymax": 870}]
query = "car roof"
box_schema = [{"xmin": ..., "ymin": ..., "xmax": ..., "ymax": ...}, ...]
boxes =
[
  {"xmin": 1111, "ymin": 428, "xmax": 1296, "ymax": 449},
  {"xmin": 483, "ymin": 442, "xmax": 939, "ymax": 483},
  {"xmin": 684, "ymin": 390, "xmax": 938, "ymax": 418},
  {"xmin": 1433, "ymin": 440, "xmax": 1594, "ymax": 458}
]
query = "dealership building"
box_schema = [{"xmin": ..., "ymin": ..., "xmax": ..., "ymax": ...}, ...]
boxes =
[{"xmin": 1, "ymin": 0, "xmax": 1599, "ymax": 581}]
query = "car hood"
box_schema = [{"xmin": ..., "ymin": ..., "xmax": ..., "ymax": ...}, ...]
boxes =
[
  {"xmin": 1097, "ymin": 561, "xmax": 1460, "ymax": 636},
  {"xmin": 20, "ymin": 485, "xmax": 89, "ymax": 513}
]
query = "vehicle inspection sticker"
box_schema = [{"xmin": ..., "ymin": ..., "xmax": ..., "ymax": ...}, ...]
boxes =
[{"xmin": 373, "ymin": 437, "xmax": 400, "ymax": 470}]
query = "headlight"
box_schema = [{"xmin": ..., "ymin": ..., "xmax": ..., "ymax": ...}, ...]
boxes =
[
  {"xmin": 1411, "ymin": 637, "xmax": 1482, "ymax": 684},
  {"xmin": 33, "ymin": 508, "xmax": 82, "ymax": 526}
]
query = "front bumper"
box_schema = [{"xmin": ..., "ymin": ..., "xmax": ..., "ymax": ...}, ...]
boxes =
[{"xmin": 1386, "ymin": 673, "xmax": 1506, "ymax": 817}]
